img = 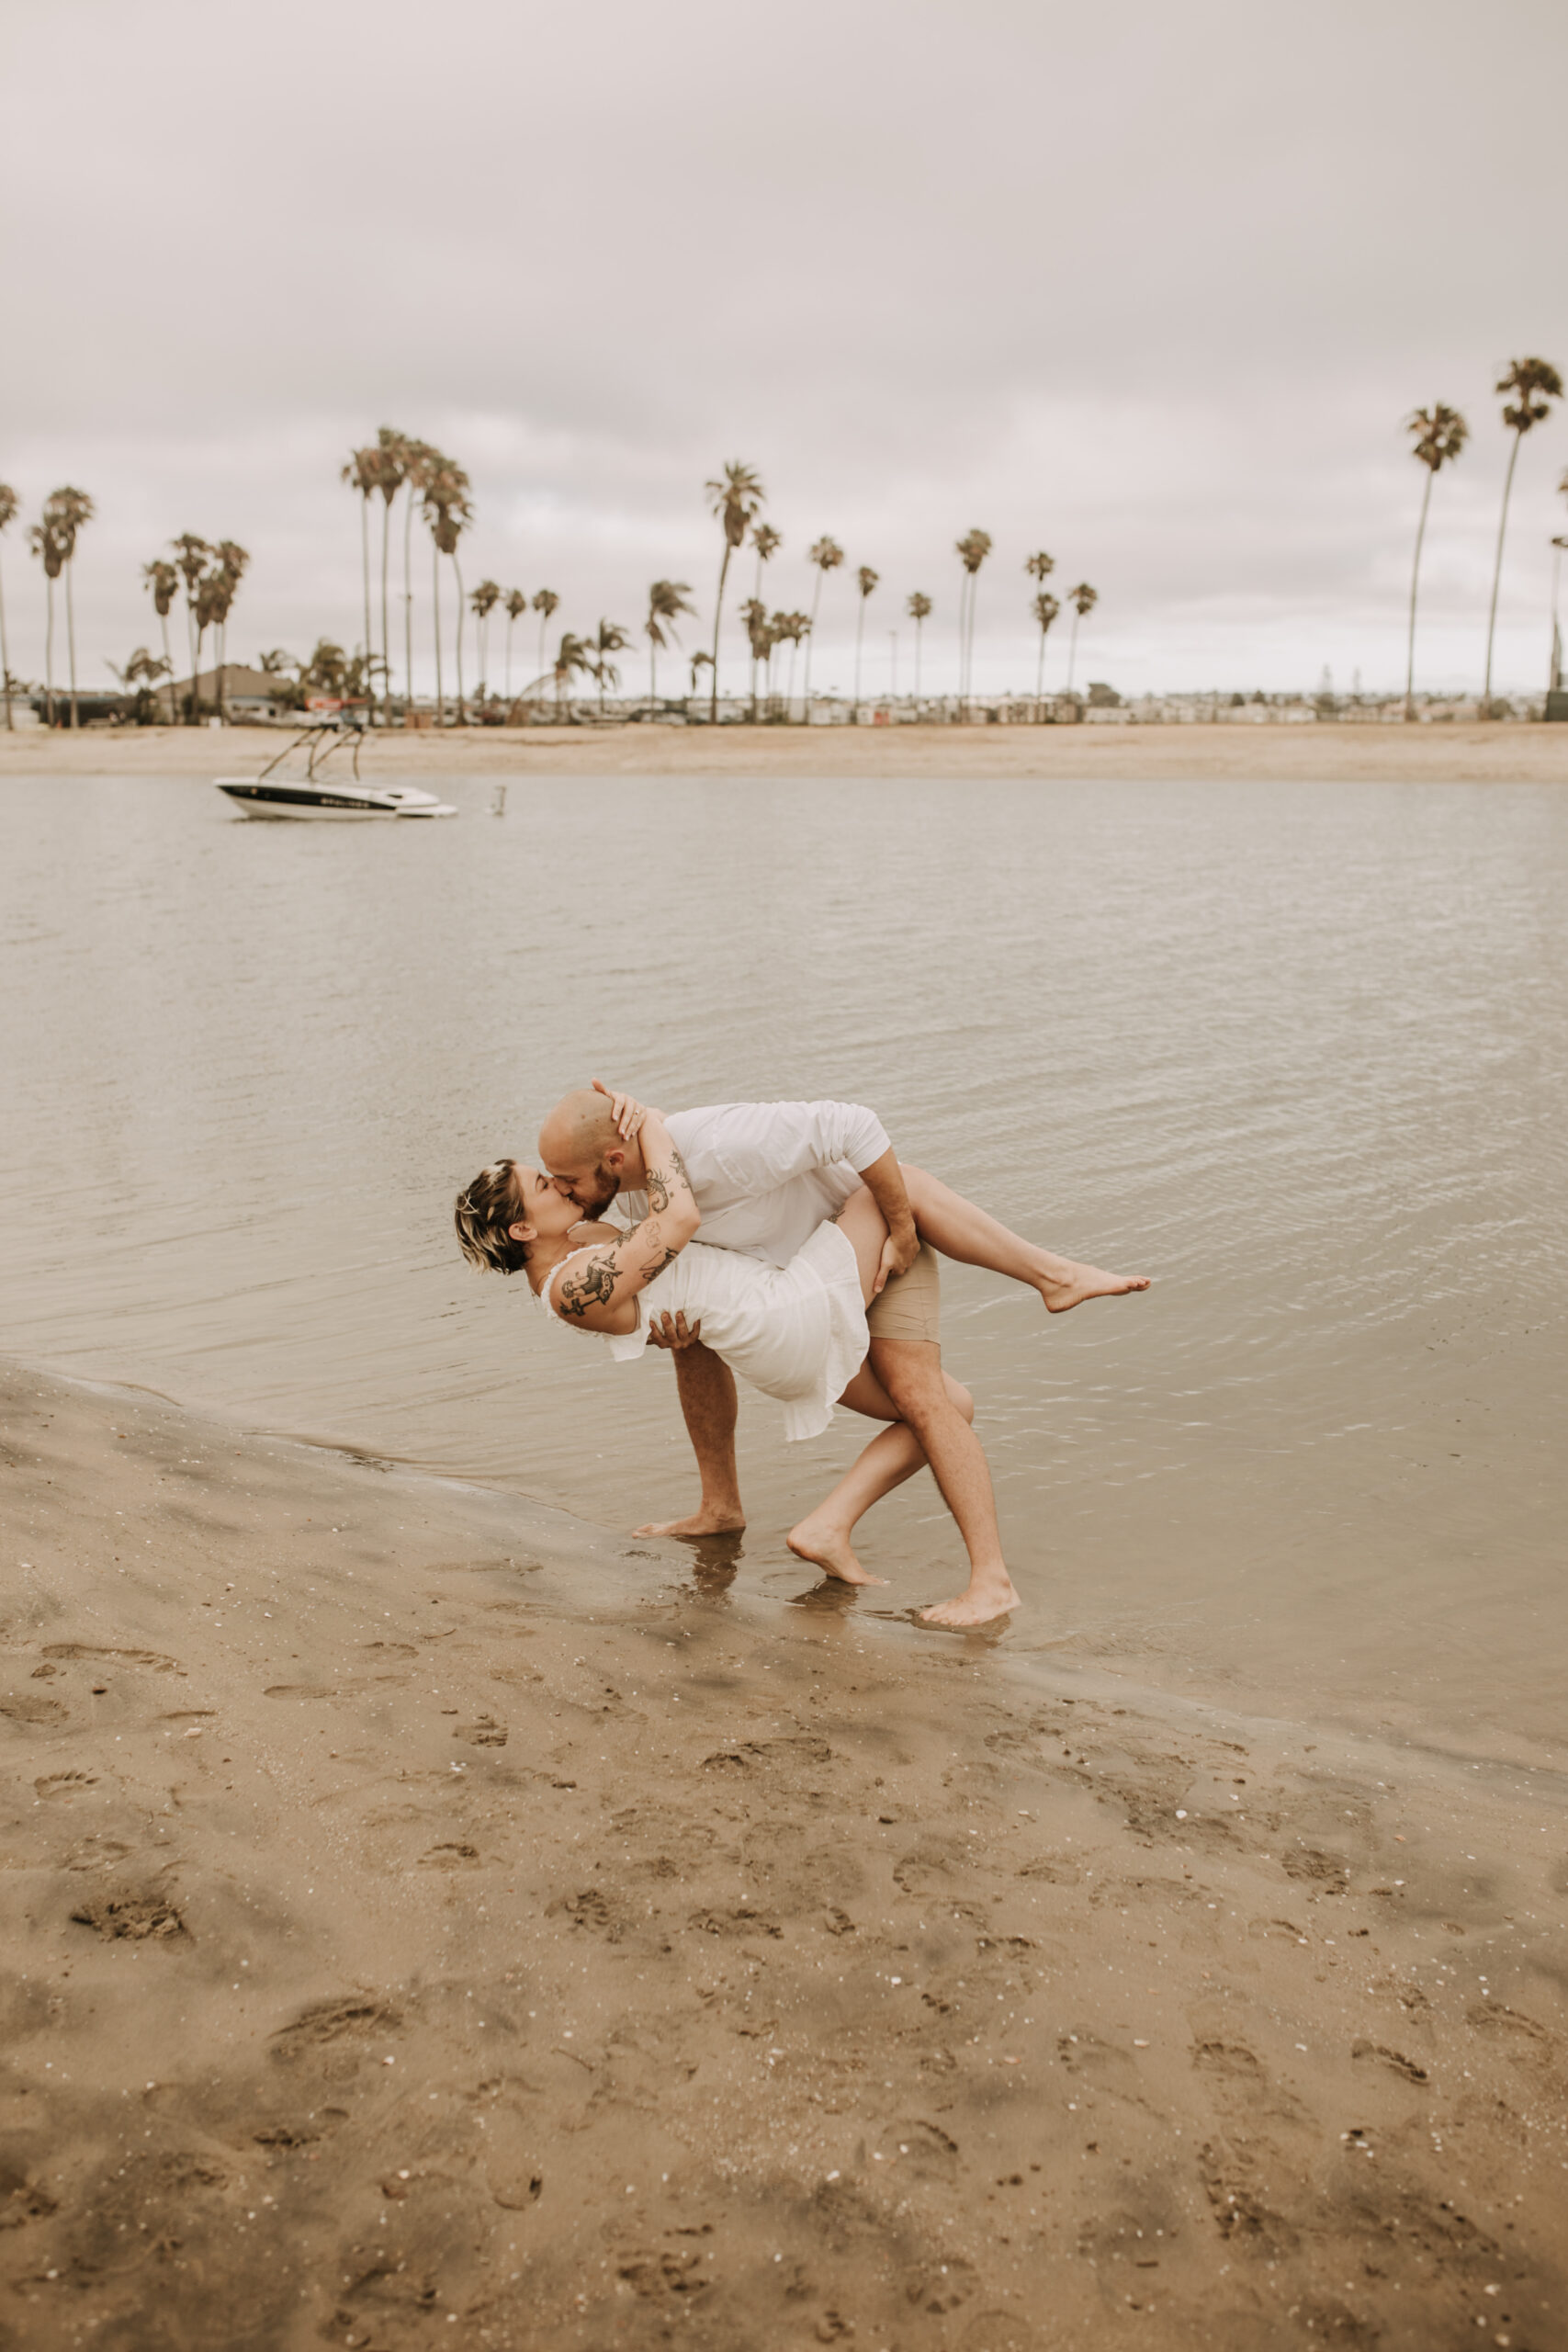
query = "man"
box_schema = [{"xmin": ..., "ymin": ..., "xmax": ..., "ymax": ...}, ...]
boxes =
[{"xmin": 537, "ymin": 1085, "xmax": 1146, "ymax": 1626}]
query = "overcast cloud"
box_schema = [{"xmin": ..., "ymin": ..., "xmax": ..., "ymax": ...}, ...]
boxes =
[{"xmin": 3, "ymin": 0, "xmax": 1565, "ymax": 700}]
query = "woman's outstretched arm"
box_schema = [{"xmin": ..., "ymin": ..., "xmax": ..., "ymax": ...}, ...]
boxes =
[{"xmin": 551, "ymin": 1112, "xmax": 699, "ymax": 1329}]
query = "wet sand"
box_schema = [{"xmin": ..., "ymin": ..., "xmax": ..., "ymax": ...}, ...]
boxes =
[
  {"xmin": 4, "ymin": 1360, "xmax": 1565, "ymax": 2349},
  {"xmin": 5, "ymin": 720, "xmax": 1568, "ymax": 785}
]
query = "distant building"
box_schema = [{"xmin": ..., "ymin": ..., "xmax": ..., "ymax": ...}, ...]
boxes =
[{"xmin": 156, "ymin": 665, "xmax": 295, "ymax": 722}]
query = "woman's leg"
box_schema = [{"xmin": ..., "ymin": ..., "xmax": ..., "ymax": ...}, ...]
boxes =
[
  {"xmin": 900, "ymin": 1163, "xmax": 1148, "ymax": 1312},
  {"xmin": 786, "ymin": 1359, "xmax": 975, "ymax": 1586}
]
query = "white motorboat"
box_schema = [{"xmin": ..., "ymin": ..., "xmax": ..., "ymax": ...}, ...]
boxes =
[{"xmin": 216, "ymin": 718, "xmax": 457, "ymax": 820}]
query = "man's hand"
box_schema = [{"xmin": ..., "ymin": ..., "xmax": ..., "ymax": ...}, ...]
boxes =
[
  {"xmin": 592, "ymin": 1079, "xmax": 660, "ymax": 1140},
  {"xmin": 874, "ymin": 1220, "xmax": 920, "ymax": 1295},
  {"xmin": 856, "ymin": 1146, "xmax": 919, "ymax": 1294},
  {"xmin": 647, "ymin": 1310, "xmax": 703, "ymax": 1351}
]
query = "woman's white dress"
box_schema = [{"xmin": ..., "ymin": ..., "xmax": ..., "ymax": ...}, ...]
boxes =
[{"xmin": 537, "ymin": 1224, "xmax": 868, "ymax": 1442}]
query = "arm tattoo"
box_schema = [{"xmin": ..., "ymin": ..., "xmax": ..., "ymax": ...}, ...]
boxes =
[
  {"xmin": 644, "ymin": 1161, "xmax": 672, "ymax": 1214},
  {"xmin": 557, "ymin": 1250, "xmax": 621, "ymax": 1318},
  {"xmin": 639, "ymin": 1245, "xmax": 678, "ymax": 1283}
]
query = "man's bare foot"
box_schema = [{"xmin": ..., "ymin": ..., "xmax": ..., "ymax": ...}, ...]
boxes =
[
  {"xmin": 917, "ymin": 1567, "xmax": 1021, "ymax": 1628},
  {"xmin": 1038, "ymin": 1261, "xmax": 1150, "ymax": 1314},
  {"xmin": 635, "ymin": 1507, "xmax": 746, "ymax": 1540},
  {"xmin": 786, "ymin": 1517, "xmax": 888, "ymax": 1587}
]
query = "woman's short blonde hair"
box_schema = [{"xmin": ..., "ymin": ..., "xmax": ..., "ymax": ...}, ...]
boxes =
[{"xmin": 455, "ymin": 1159, "xmax": 529, "ymax": 1275}]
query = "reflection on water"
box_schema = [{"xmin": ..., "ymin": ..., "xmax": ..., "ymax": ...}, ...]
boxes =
[{"xmin": 2, "ymin": 769, "xmax": 1563, "ymax": 1748}]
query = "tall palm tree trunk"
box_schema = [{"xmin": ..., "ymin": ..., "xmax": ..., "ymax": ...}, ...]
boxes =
[
  {"xmin": 1066, "ymin": 610, "xmax": 1080, "ymax": 695},
  {"xmin": 453, "ymin": 555, "xmax": 466, "ymax": 724},
  {"xmin": 44, "ymin": 575, "xmax": 55, "ymax": 727},
  {"xmin": 1404, "ymin": 467, "xmax": 1436, "ymax": 722},
  {"xmin": 1483, "ymin": 430, "xmax": 1524, "ymax": 710},
  {"xmin": 537, "ymin": 614, "xmax": 547, "ymax": 695},
  {"xmin": 649, "ymin": 637, "xmax": 658, "ymax": 704},
  {"xmin": 403, "ymin": 491, "xmax": 416, "ymax": 713},
  {"xmin": 378, "ymin": 502, "xmax": 391, "ymax": 723},
  {"xmin": 156, "ymin": 611, "xmax": 173, "ymax": 722},
  {"xmin": 914, "ymin": 616, "xmax": 922, "ymax": 704},
  {"xmin": 956, "ymin": 576, "xmax": 969, "ymax": 707},
  {"xmin": 185, "ymin": 596, "xmax": 198, "ymax": 723},
  {"xmin": 804, "ymin": 572, "xmax": 823, "ymax": 707},
  {"xmin": 63, "ymin": 557, "xmax": 78, "ymax": 724},
  {"xmin": 1035, "ymin": 621, "xmax": 1046, "ymax": 706},
  {"xmin": 708, "ymin": 545, "xmax": 733, "ymax": 725},
  {"xmin": 505, "ymin": 614, "xmax": 513, "ymax": 702},
  {"xmin": 359, "ymin": 497, "xmax": 374, "ymax": 725},
  {"xmin": 432, "ymin": 537, "xmax": 445, "ymax": 727},
  {"xmin": 853, "ymin": 600, "xmax": 865, "ymax": 712},
  {"xmin": 0, "ymin": 552, "xmax": 11, "ymax": 731}
]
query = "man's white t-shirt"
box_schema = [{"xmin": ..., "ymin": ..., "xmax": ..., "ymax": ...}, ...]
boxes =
[{"xmin": 615, "ymin": 1100, "xmax": 891, "ymax": 1268}]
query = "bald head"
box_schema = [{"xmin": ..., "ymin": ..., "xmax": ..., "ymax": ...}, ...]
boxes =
[
  {"xmin": 538, "ymin": 1087, "xmax": 619, "ymax": 1170},
  {"xmin": 537, "ymin": 1086, "xmax": 632, "ymax": 1215}
]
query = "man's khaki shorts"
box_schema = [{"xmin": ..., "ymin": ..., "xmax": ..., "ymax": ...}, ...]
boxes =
[{"xmin": 863, "ymin": 1240, "xmax": 942, "ymax": 1345}]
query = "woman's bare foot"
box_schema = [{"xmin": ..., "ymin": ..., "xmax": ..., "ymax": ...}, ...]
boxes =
[
  {"xmin": 786, "ymin": 1516, "xmax": 888, "ymax": 1587},
  {"xmin": 635, "ymin": 1507, "xmax": 746, "ymax": 1539},
  {"xmin": 918, "ymin": 1566, "xmax": 1021, "ymax": 1627},
  {"xmin": 1037, "ymin": 1261, "xmax": 1150, "ymax": 1314}
]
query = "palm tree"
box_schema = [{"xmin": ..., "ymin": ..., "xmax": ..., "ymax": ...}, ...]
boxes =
[
  {"xmin": 750, "ymin": 520, "xmax": 782, "ymax": 601},
  {"xmin": 400, "ymin": 437, "xmax": 440, "ymax": 709},
  {"xmin": 341, "ymin": 444, "xmax": 380, "ymax": 710},
  {"xmin": 141, "ymin": 559, "xmax": 180, "ymax": 720},
  {"xmin": 587, "ymin": 617, "xmax": 633, "ymax": 714},
  {"xmin": 0, "ymin": 483, "xmax": 17, "ymax": 731},
  {"xmin": 953, "ymin": 530, "xmax": 992, "ymax": 705},
  {"xmin": 341, "ymin": 445, "xmax": 381, "ymax": 717},
  {"xmin": 43, "ymin": 488, "xmax": 94, "ymax": 729},
  {"xmin": 645, "ymin": 579, "xmax": 696, "ymax": 704},
  {"xmin": 739, "ymin": 597, "xmax": 770, "ymax": 719},
  {"xmin": 374, "ymin": 427, "xmax": 411, "ymax": 715},
  {"xmin": 906, "ymin": 591, "xmax": 932, "ymax": 703},
  {"xmin": 106, "ymin": 646, "xmax": 172, "ymax": 724},
  {"xmin": 209, "ymin": 540, "xmax": 249, "ymax": 722},
  {"xmin": 532, "ymin": 589, "xmax": 559, "ymax": 693},
  {"xmin": 171, "ymin": 535, "xmax": 210, "ymax": 720},
  {"xmin": 470, "ymin": 580, "xmax": 502, "ymax": 702},
  {"xmin": 689, "ymin": 648, "xmax": 713, "ymax": 699},
  {"xmin": 553, "ymin": 630, "xmax": 593, "ymax": 718},
  {"xmin": 852, "ymin": 566, "xmax": 879, "ymax": 711},
  {"xmin": 804, "ymin": 536, "xmax": 844, "ymax": 707},
  {"xmin": 1031, "ymin": 591, "xmax": 1061, "ymax": 706},
  {"xmin": 1552, "ymin": 469, "xmax": 1568, "ymax": 695},
  {"xmin": 705, "ymin": 460, "xmax": 765, "ymax": 722},
  {"xmin": 420, "ymin": 457, "xmax": 472, "ymax": 724},
  {"xmin": 27, "ymin": 517, "xmax": 64, "ymax": 725},
  {"xmin": 1483, "ymin": 357, "xmax": 1563, "ymax": 710},
  {"xmin": 503, "ymin": 588, "xmax": 528, "ymax": 701},
  {"xmin": 1401, "ymin": 404, "xmax": 1469, "ymax": 721},
  {"xmin": 1023, "ymin": 548, "xmax": 1055, "ymax": 700},
  {"xmin": 1065, "ymin": 582, "xmax": 1098, "ymax": 695}
]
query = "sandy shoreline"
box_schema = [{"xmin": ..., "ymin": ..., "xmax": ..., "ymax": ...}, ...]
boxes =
[
  {"xmin": 4, "ymin": 720, "xmax": 1568, "ymax": 785},
  {"xmin": 3, "ymin": 1360, "xmax": 1565, "ymax": 2349}
]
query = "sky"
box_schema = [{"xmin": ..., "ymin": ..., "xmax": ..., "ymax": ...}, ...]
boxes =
[{"xmin": 3, "ymin": 0, "xmax": 1566, "ymax": 703}]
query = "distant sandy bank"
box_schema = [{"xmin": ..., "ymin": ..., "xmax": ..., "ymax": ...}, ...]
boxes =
[
  {"xmin": 4, "ymin": 1359, "xmax": 1564, "ymax": 2347},
  {"xmin": 5, "ymin": 720, "xmax": 1567, "ymax": 785}
]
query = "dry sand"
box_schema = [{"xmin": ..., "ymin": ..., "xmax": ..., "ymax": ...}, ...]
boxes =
[
  {"xmin": 4, "ymin": 1360, "xmax": 1565, "ymax": 2350},
  {"xmin": 4, "ymin": 720, "xmax": 1568, "ymax": 786}
]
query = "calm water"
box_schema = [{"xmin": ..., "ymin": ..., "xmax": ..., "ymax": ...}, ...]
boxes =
[{"xmin": 3, "ymin": 769, "xmax": 1563, "ymax": 1751}]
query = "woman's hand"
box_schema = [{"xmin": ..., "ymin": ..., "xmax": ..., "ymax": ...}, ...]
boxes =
[{"xmin": 592, "ymin": 1078, "xmax": 662, "ymax": 1141}]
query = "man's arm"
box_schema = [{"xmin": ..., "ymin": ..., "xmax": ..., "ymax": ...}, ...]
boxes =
[{"xmin": 857, "ymin": 1146, "xmax": 919, "ymax": 1290}]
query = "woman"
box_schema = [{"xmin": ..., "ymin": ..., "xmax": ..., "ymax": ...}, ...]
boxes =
[{"xmin": 454, "ymin": 1106, "xmax": 998, "ymax": 1613}]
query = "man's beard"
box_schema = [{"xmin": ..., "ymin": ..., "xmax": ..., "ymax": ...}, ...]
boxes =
[{"xmin": 580, "ymin": 1160, "xmax": 621, "ymax": 1213}]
